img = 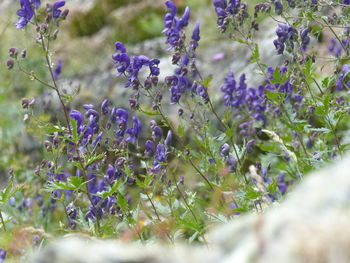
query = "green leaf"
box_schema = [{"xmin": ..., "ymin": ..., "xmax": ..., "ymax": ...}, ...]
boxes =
[
  {"xmin": 177, "ymin": 124, "xmax": 185, "ymax": 137},
  {"xmin": 267, "ymin": 179, "xmax": 277, "ymax": 194},
  {"xmin": 71, "ymin": 119, "xmax": 79, "ymax": 144},
  {"xmin": 250, "ymin": 44, "xmax": 260, "ymax": 63},
  {"xmin": 118, "ymin": 192, "xmax": 128, "ymax": 212},
  {"xmin": 85, "ymin": 152, "xmax": 106, "ymax": 167},
  {"xmin": 244, "ymin": 189, "xmax": 262, "ymax": 200}
]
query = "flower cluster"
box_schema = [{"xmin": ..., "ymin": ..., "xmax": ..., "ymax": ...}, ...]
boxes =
[
  {"xmin": 15, "ymin": 0, "xmax": 41, "ymax": 28},
  {"xmin": 162, "ymin": 1, "xmax": 209, "ymax": 104},
  {"xmin": 112, "ymin": 42, "xmax": 160, "ymax": 88},
  {"xmin": 163, "ymin": 0, "xmax": 190, "ymax": 50},
  {"xmin": 273, "ymin": 23, "xmax": 298, "ymax": 54},
  {"xmin": 15, "ymin": 0, "xmax": 67, "ymax": 29}
]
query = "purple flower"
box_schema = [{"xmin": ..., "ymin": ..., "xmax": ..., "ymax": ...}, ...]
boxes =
[
  {"xmin": 70, "ymin": 110, "xmax": 83, "ymax": 127},
  {"xmin": 273, "ymin": 23, "xmax": 297, "ymax": 54},
  {"xmin": 165, "ymin": 130, "xmax": 172, "ymax": 146},
  {"xmin": 53, "ymin": 1, "xmax": 65, "ymax": 19},
  {"xmin": 226, "ymin": 156, "xmax": 237, "ymax": 172},
  {"xmin": 152, "ymin": 126, "xmax": 163, "ymax": 140},
  {"xmin": 126, "ymin": 116, "xmax": 142, "ymax": 143},
  {"xmin": 163, "ymin": 1, "xmax": 191, "ymax": 49},
  {"xmin": 300, "ymin": 28, "xmax": 310, "ymax": 52},
  {"xmin": 53, "ymin": 60, "xmax": 63, "ymax": 80},
  {"xmin": 145, "ymin": 140, "xmax": 156, "ymax": 157},
  {"xmin": 115, "ymin": 108, "xmax": 129, "ymax": 135},
  {"xmin": 273, "ymin": 0, "xmax": 283, "ymax": 14},
  {"xmin": 92, "ymin": 132, "xmax": 103, "ymax": 147},
  {"xmin": 112, "ymin": 42, "xmax": 131, "ymax": 75},
  {"xmin": 15, "ymin": 0, "xmax": 40, "ymax": 29},
  {"xmin": 277, "ymin": 173, "xmax": 288, "ymax": 195},
  {"xmin": 335, "ymin": 64, "xmax": 350, "ymax": 91},
  {"xmin": 101, "ymin": 99, "xmax": 109, "ymax": 115},
  {"xmin": 220, "ymin": 143, "xmax": 230, "ymax": 156},
  {"xmin": 229, "ymin": 203, "xmax": 241, "ymax": 215},
  {"xmin": 0, "ymin": 249, "xmax": 6, "ymax": 263}
]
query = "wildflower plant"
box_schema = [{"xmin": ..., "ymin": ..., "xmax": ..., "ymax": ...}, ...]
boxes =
[{"xmin": 2, "ymin": 0, "xmax": 350, "ymax": 259}]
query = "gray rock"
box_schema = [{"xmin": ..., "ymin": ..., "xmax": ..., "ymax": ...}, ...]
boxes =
[{"xmin": 28, "ymin": 154, "xmax": 350, "ymax": 263}]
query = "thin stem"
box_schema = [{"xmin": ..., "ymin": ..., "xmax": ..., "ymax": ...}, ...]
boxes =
[
  {"xmin": 0, "ymin": 210, "xmax": 6, "ymax": 232},
  {"xmin": 146, "ymin": 193, "xmax": 173, "ymax": 243},
  {"xmin": 39, "ymin": 35, "xmax": 72, "ymax": 133},
  {"xmin": 188, "ymin": 159, "xmax": 214, "ymax": 191}
]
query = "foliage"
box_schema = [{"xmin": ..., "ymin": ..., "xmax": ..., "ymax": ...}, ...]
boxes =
[{"xmin": 2, "ymin": 0, "xmax": 350, "ymax": 261}]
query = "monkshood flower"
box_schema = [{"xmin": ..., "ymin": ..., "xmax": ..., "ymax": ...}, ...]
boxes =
[
  {"xmin": 112, "ymin": 42, "xmax": 131, "ymax": 75},
  {"xmin": 300, "ymin": 28, "xmax": 310, "ymax": 52},
  {"xmin": 220, "ymin": 143, "xmax": 230, "ymax": 156},
  {"xmin": 53, "ymin": 59, "xmax": 62, "ymax": 80},
  {"xmin": 273, "ymin": 0, "xmax": 283, "ymax": 15},
  {"xmin": 226, "ymin": 156, "xmax": 237, "ymax": 172},
  {"xmin": 112, "ymin": 42, "xmax": 160, "ymax": 88},
  {"xmin": 277, "ymin": 173, "xmax": 287, "ymax": 195},
  {"xmin": 15, "ymin": 0, "xmax": 41, "ymax": 29},
  {"xmin": 163, "ymin": 0, "xmax": 191, "ymax": 49},
  {"xmin": 190, "ymin": 21, "xmax": 200, "ymax": 50},
  {"xmin": 52, "ymin": 1, "xmax": 65, "ymax": 19},
  {"xmin": 101, "ymin": 99, "xmax": 110, "ymax": 115},
  {"xmin": 113, "ymin": 108, "xmax": 128, "ymax": 136},
  {"xmin": 66, "ymin": 203, "xmax": 77, "ymax": 229},
  {"xmin": 213, "ymin": 0, "xmax": 241, "ymax": 29},
  {"xmin": 125, "ymin": 116, "xmax": 142, "ymax": 143},
  {"xmin": 344, "ymin": 0, "xmax": 350, "ymax": 4},
  {"xmin": 0, "ymin": 249, "xmax": 6, "ymax": 263},
  {"xmin": 165, "ymin": 130, "xmax": 172, "ymax": 146},
  {"xmin": 335, "ymin": 64, "xmax": 350, "ymax": 91},
  {"xmin": 145, "ymin": 140, "xmax": 156, "ymax": 157},
  {"xmin": 273, "ymin": 23, "xmax": 298, "ymax": 54}
]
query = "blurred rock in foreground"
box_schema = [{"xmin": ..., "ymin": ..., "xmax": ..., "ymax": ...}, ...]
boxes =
[{"xmin": 28, "ymin": 155, "xmax": 350, "ymax": 263}]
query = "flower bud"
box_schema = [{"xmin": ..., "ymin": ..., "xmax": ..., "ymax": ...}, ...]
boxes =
[
  {"xmin": 46, "ymin": 13, "xmax": 53, "ymax": 23},
  {"xmin": 61, "ymin": 9, "xmax": 69, "ymax": 19},
  {"xmin": 41, "ymin": 24, "xmax": 48, "ymax": 34},
  {"xmin": 9, "ymin": 47, "xmax": 18, "ymax": 58},
  {"xmin": 44, "ymin": 140, "xmax": 51, "ymax": 151},
  {"xmin": 7, "ymin": 59, "xmax": 14, "ymax": 69},
  {"xmin": 22, "ymin": 98, "xmax": 30, "ymax": 108},
  {"xmin": 21, "ymin": 49, "xmax": 27, "ymax": 58},
  {"xmin": 129, "ymin": 98, "xmax": 138, "ymax": 109}
]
